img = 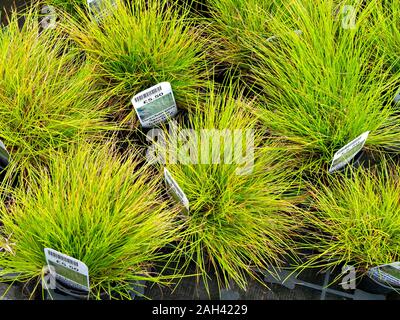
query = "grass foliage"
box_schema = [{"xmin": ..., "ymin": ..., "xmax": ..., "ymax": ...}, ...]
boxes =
[
  {"xmin": 368, "ymin": 1, "xmax": 400, "ymax": 73},
  {"xmin": 0, "ymin": 8, "xmax": 114, "ymax": 176},
  {"xmin": 206, "ymin": 0, "xmax": 282, "ymax": 72},
  {"xmin": 247, "ymin": 0, "xmax": 400, "ymax": 170},
  {"xmin": 0, "ymin": 141, "xmax": 182, "ymax": 299},
  {"xmin": 63, "ymin": 0, "xmax": 209, "ymax": 123},
  {"xmin": 159, "ymin": 86, "xmax": 303, "ymax": 290},
  {"xmin": 299, "ymin": 160, "xmax": 400, "ymax": 272},
  {"xmin": 41, "ymin": 0, "xmax": 87, "ymax": 14}
]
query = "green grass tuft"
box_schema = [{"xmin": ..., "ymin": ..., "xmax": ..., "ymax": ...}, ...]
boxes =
[
  {"xmin": 206, "ymin": 0, "xmax": 283, "ymax": 73},
  {"xmin": 247, "ymin": 0, "xmax": 400, "ymax": 171},
  {"xmin": 0, "ymin": 141, "xmax": 182, "ymax": 299},
  {"xmin": 157, "ymin": 84, "xmax": 304, "ymax": 291},
  {"xmin": 63, "ymin": 0, "xmax": 210, "ymax": 126},
  {"xmin": 299, "ymin": 159, "xmax": 400, "ymax": 273},
  {"xmin": 0, "ymin": 8, "xmax": 115, "ymax": 177}
]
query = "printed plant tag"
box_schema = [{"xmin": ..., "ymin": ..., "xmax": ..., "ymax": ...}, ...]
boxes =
[
  {"xmin": 368, "ymin": 262, "xmax": 400, "ymax": 288},
  {"xmin": 132, "ymin": 82, "xmax": 178, "ymax": 128},
  {"xmin": 164, "ymin": 167, "xmax": 189, "ymax": 212},
  {"xmin": 329, "ymin": 131, "xmax": 369, "ymax": 173},
  {"xmin": 0, "ymin": 140, "xmax": 10, "ymax": 170},
  {"xmin": 44, "ymin": 248, "xmax": 90, "ymax": 292}
]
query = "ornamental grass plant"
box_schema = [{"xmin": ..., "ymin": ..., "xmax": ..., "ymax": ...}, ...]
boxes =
[
  {"xmin": 63, "ymin": 0, "xmax": 209, "ymax": 126},
  {"xmin": 367, "ymin": 1, "xmax": 400, "ymax": 74},
  {"xmin": 38, "ymin": 0, "xmax": 115, "ymax": 15},
  {"xmin": 206, "ymin": 0, "xmax": 283, "ymax": 73},
  {"xmin": 298, "ymin": 159, "xmax": 400, "ymax": 274},
  {"xmin": 247, "ymin": 0, "xmax": 400, "ymax": 172},
  {"xmin": 0, "ymin": 8, "xmax": 115, "ymax": 177},
  {"xmin": 0, "ymin": 141, "xmax": 182, "ymax": 300},
  {"xmin": 155, "ymin": 85, "xmax": 304, "ymax": 291}
]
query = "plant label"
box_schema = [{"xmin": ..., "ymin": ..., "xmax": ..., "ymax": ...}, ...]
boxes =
[
  {"xmin": 132, "ymin": 82, "xmax": 178, "ymax": 129},
  {"xmin": 328, "ymin": 131, "xmax": 369, "ymax": 173},
  {"xmin": 87, "ymin": 0, "xmax": 116, "ymax": 20},
  {"xmin": 367, "ymin": 262, "xmax": 400, "ymax": 288},
  {"xmin": 164, "ymin": 167, "xmax": 189, "ymax": 212},
  {"xmin": 0, "ymin": 140, "xmax": 10, "ymax": 171},
  {"xmin": 44, "ymin": 248, "xmax": 90, "ymax": 292},
  {"xmin": 394, "ymin": 92, "xmax": 400, "ymax": 105}
]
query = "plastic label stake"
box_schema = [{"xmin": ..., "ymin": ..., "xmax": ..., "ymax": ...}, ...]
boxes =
[
  {"xmin": 329, "ymin": 131, "xmax": 369, "ymax": 173},
  {"xmin": 131, "ymin": 82, "xmax": 178, "ymax": 129},
  {"xmin": 394, "ymin": 92, "xmax": 400, "ymax": 105},
  {"xmin": 0, "ymin": 140, "xmax": 10, "ymax": 171},
  {"xmin": 44, "ymin": 248, "xmax": 90, "ymax": 292},
  {"xmin": 164, "ymin": 167, "xmax": 189, "ymax": 212}
]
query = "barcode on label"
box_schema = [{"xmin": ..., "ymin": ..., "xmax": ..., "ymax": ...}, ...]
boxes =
[
  {"xmin": 48, "ymin": 250, "xmax": 78, "ymax": 267},
  {"xmin": 134, "ymin": 86, "xmax": 162, "ymax": 103}
]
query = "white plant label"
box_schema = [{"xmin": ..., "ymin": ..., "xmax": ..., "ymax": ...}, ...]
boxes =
[
  {"xmin": 164, "ymin": 167, "xmax": 189, "ymax": 212},
  {"xmin": 44, "ymin": 248, "xmax": 90, "ymax": 292},
  {"xmin": 341, "ymin": 5, "xmax": 357, "ymax": 30},
  {"xmin": 132, "ymin": 82, "xmax": 178, "ymax": 128},
  {"xmin": 368, "ymin": 262, "xmax": 400, "ymax": 287},
  {"xmin": 328, "ymin": 131, "xmax": 369, "ymax": 173}
]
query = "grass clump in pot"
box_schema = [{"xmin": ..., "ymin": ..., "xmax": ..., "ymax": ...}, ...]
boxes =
[
  {"xmin": 248, "ymin": 0, "xmax": 400, "ymax": 172},
  {"xmin": 299, "ymin": 160, "xmax": 400, "ymax": 274},
  {"xmin": 206, "ymin": 0, "xmax": 283, "ymax": 74},
  {"xmin": 39, "ymin": 0, "xmax": 87, "ymax": 14},
  {"xmin": 156, "ymin": 85, "xmax": 303, "ymax": 291},
  {"xmin": 0, "ymin": 9, "xmax": 114, "ymax": 176},
  {"xmin": 368, "ymin": 1, "xmax": 400, "ymax": 74},
  {"xmin": 0, "ymin": 141, "xmax": 182, "ymax": 299},
  {"xmin": 63, "ymin": 0, "xmax": 209, "ymax": 123}
]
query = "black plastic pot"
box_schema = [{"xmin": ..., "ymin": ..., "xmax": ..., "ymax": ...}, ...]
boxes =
[
  {"xmin": 0, "ymin": 141, "xmax": 9, "ymax": 187},
  {"xmin": 332, "ymin": 149, "xmax": 365, "ymax": 174},
  {"xmin": 45, "ymin": 281, "xmax": 91, "ymax": 300}
]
